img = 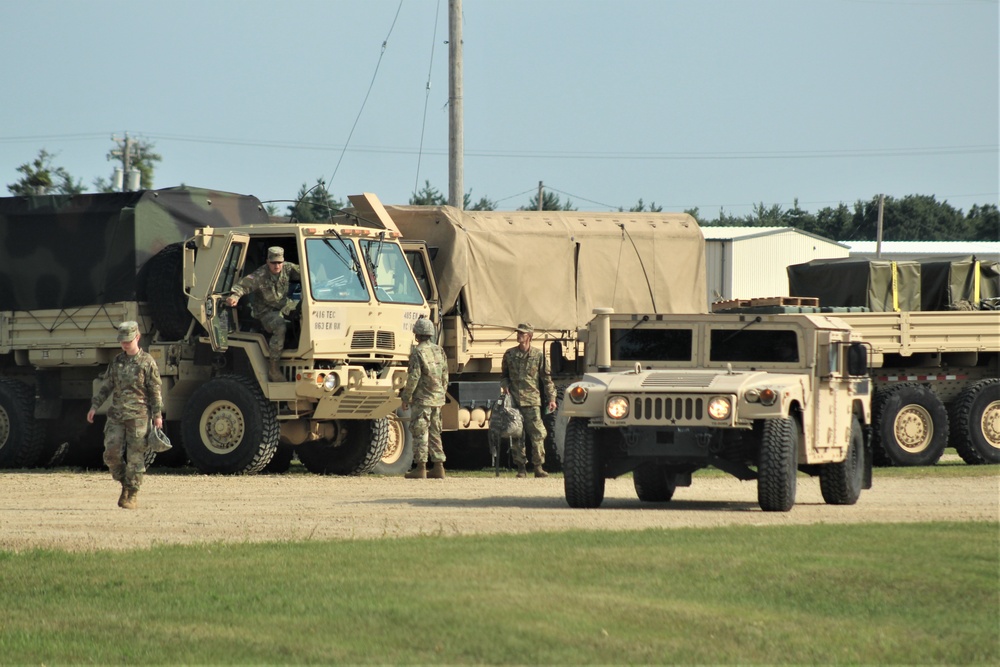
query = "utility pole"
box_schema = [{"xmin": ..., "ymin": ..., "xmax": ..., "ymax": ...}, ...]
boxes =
[
  {"xmin": 110, "ymin": 132, "xmax": 142, "ymax": 191},
  {"xmin": 876, "ymin": 194, "xmax": 885, "ymax": 258},
  {"xmin": 448, "ymin": 0, "xmax": 463, "ymax": 209},
  {"xmin": 537, "ymin": 181, "xmax": 544, "ymax": 211}
]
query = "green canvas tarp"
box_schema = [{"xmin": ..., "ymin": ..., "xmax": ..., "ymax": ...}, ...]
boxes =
[
  {"xmin": 787, "ymin": 257, "xmax": 921, "ymax": 312},
  {"xmin": 919, "ymin": 255, "xmax": 1000, "ymax": 310},
  {"xmin": 0, "ymin": 186, "xmax": 266, "ymax": 311}
]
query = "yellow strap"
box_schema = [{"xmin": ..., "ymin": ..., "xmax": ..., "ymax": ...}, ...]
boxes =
[
  {"xmin": 891, "ymin": 261, "xmax": 899, "ymax": 311},
  {"xmin": 974, "ymin": 260, "xmax": 981, "ymax": 303}
]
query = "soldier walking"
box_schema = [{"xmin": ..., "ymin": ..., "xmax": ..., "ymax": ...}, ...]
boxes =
[
  {"xmin": 501, "ymin": 322, "xmax": 557, "ymax": 478},
  {"xmin": 401, "ymin": 318, "xmax": 449, "ymax": 479},
  {"xmin": 87, "ymin": 321, "xmax": 163, "ymax": 509},
  {"xmin": 225, "ymin": 246, "xmax": 301, "ymax": 382}
]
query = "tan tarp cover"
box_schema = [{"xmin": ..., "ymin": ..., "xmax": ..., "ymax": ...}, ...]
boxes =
[{"xmin": 384, "ymin": 205, "xmax": 706, "ymax": 330}]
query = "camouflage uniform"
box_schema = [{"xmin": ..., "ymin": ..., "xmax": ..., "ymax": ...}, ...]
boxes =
[
  {"xmin": 91, "ymin": 328, "xmax": 163, "ymax": 492},
  {"xmin": 401, "ymin": 339, "xmax": 449, "ymax": 464},
  {"xmin": 501, "ymin": 344, "xmax": 556, "ymax": 466},
  {"xmin": 230, "ymin": 254, "xmax": 302, "ymax": 362}
]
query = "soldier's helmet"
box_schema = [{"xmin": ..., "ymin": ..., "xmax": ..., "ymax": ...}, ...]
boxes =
[
  {"xmin": 146, "ymin": 425, "xmax": 172, "ymax": 453},
  {"xmin": 414, "ymin": 318, "xmax": 435, "ymax": 337}
]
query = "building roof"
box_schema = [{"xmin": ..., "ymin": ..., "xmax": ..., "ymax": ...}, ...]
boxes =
[
  {"xmin": 700, "ymin": 225, "xmax": 848, "ymax": 247},
  {"xmin": 845, "ymin": 241, "xmax": 1000, "ymax": 260}
]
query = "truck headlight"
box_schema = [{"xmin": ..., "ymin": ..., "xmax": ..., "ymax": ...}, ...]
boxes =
[
  {"xmin": 323, "ymin": 374, "xmax": 339, "ymax": 391},
  {"xmin": 606, "ymin": 396, "xmax": 629, "ymax": 420},
  {"xmin": 707, "ymin": 396, "xmax": 731, "ymax": 420}
]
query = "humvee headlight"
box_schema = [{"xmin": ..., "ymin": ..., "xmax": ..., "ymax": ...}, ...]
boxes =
[
  {"xmin": 606, "ymin": 396, "xmax": 630, "ymax": 420},
  {"xmin": 567, "ymin": 385, "xmax": 588, "ymax": 404},
  {"xmin": 323, "ymin": 374, "xmax": 339, "ymax": 391},
  {"xmin": 707, "ymin": 396, "xmax": 731, "ymax": 421},
  {"xmin": 745, "ymin": 388, "xmax": 760, "ymax": 403},
  {"xmin": 759, "ymin": 388, "xmax": 777, "ymax": 406}
]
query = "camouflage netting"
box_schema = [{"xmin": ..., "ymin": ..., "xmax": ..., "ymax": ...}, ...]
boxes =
[
  {"xmin": 383, "ymin": 205, "xmax": 707, "ymax": 331},
  {"xmin": 0, "ymin": 186, "xmax": 267, "ymax": 311}
]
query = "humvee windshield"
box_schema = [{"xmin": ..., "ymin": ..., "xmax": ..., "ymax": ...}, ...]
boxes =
[
  {"xmin": 612, "ymin": 328, "xmax": 693, "ymax": 361},
  {"xmin": 306, "ymin": 238, "xmax": 369, "ymax": 302},
  {"xmin": 710, "ymin": 328, "xmax": 799, "ymax": 363}
]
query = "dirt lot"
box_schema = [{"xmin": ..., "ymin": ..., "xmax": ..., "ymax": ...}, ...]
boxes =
[{"xmin": 1, "ymin": 467, "xmax": 996, "ymax": 552}]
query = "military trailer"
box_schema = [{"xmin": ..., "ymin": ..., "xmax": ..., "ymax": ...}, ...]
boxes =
[
  {"xmin": 558, "ymin": 306, "xmax": 873, "ymax": 512},
  {"xmin": 0, "ymin": 187, "xmax": 428, "ymax": 474},
  {"xmin": 372, "ymin": 203, "xmax": 707, "ymax": 469}
]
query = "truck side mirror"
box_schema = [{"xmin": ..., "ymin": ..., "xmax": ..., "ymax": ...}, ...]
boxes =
[{"xmin": 847, "ymin": 343, "xmax": 868, "ymax": 376}]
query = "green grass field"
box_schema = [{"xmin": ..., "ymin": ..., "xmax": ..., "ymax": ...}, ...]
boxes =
[{"xmin": 2, "ymin": 519, "xmax": 997, "ymax": 665}]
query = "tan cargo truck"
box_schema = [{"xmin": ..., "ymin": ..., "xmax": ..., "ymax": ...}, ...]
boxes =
[
  {"xmin": 0, "ymin": 187, "xmax": 429, "ymax": 475},
  {"xmin": 376, "ymin": 204, "xmax": 708, "ymax": 469},
  {"xmin": 558, "ymin": 306, "xmax": 873, "ymax": 512}
]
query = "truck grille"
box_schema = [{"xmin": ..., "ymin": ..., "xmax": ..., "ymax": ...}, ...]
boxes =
[
  {"xmin": 641, "ymin": 373, "xmax": 717, "ymax": 388},
  {"xmin": 351, "ymin": 331, "xmax": 396, "ymax": 350},
  {"xmin": 633, "ymin": 395, "xmax": 704, "ymax": 422}
]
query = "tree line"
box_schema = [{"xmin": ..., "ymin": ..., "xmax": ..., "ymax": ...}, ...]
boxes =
[{"xmin": 7, "ymin": 148, "xmax": 996, "ymax": 242}]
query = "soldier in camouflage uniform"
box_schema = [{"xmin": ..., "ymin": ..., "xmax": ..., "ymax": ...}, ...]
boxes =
[
  {"xmin": 400, "ymin": 318, "xmax": 449, "ymax": 479},
  {"xmin": 87, "ymin": 321, "xmax": 163, "ymax": 509},
  {"xmin": 225, "ymin": 246, "xmax": 301, "ymax": 382},
  {"xmin": 501, "ymin": 322, "xmax": 557, "ymax": 478}
]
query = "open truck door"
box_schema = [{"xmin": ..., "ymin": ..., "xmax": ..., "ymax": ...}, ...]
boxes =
[{"xmin": 184, "ymin": 230, "xmax": 250, "ymax": 352}]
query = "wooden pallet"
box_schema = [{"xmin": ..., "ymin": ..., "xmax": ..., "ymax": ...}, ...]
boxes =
[{"xmin": 711, "ymin": 296, "xmax": 820, "ymax": 312}]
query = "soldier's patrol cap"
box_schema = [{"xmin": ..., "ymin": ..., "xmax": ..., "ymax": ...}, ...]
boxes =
[
  {"xmin": 515, "ymin": 322, "xmax": 533, "ymax": 334},
  {"xmin": 117, "ymin": 321, "xmax": 139, "ymax": 342},
  {"xmin": 267, "ymin": 246, "xmax": 285, "ymax": 262}
]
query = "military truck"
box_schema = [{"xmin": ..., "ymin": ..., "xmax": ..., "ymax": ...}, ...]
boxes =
[
  {"xmin": 369, "ymin": 203, "xmax": 707, "ymax": 470},
  {"xmin": 0, "ymin": 187, "xmax": 428, "ymax": 474},
  {"xmin": 558, "ymin": 306, "xmax": 873, "ymax": 512}
]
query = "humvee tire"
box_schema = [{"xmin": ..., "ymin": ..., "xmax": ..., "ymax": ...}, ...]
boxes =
[
  {"xmin": 633, "ymin": 463, "xmax": 677, "ymax": 502},
  {"xmin": 563, "ymin": 417, "xmax": 605, "ymax": 508},
  {"xmin": 872, "ymin": 383, "xmax": 948, "ymax": 467},
  {"xmin": 182, "ymin": 374, "xmax": 279, "ymax": 474},
  {"xmin": 373, "ymin": 413, "xmax": 412, "ymax": 475},
  {"xmin": 758, "ymin": 417, "xmax": 798, "ymax": 512},
  {"xmin": 820, "ymin": 416, "xmax": 865, "ymax": 505},
  {"xmin": 297, "ymin": 418, "xmax": 390, "ymax": 475},
  {"xmin": 0, "ymin": 378, "xmax": 45, "ymax": 468},
  {"xmin": 951, "ymin": 379, "xmax": 1000, "ymax": 465}
]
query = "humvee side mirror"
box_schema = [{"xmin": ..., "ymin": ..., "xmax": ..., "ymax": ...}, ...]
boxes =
[{"xmin": 847, "ymin": 343, "xmax": 868, "ymax": 376}]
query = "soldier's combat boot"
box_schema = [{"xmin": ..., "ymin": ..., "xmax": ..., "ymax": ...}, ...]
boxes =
[
  {"xmin": 121, "ymin": 488, "xmax": 139, "ymax": 510},
  {"xmin": 534, "ymin": 465, "xmax": 549, "ymax": 479},
  {"xmin": 117, "ymin": 484, "xmax": 128, "ymax": 508},
  {"xmin": 516, "ymin": 463, "xmax": 527, "ymax": 478},
  {"xmin": 405, "ymin": 462, "xmax": 427, "ymax": 479},
  {"xmin": 428, "ymin": 461, "xmax": 446, "ymax": 479},
  {"xmin": 268, "ymin": 360, "xmax": 284, "ymax": 383}
]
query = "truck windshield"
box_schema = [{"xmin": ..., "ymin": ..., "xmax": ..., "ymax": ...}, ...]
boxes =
[
  {"xmin": 710, "ymin": 329, "xmax": 799, "ymax": 363},
  {"xmin": 360, "ymin": 240, "xmax": 425, "ymax": 305},
  {"xmin": 305, "ymin": 238, "xmax": 369, "ymax": 302},
  {"xmin": 612, "ymin": 328, "xmax": 693, "ymax": 362}
]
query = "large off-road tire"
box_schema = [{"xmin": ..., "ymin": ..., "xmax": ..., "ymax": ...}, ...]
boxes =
[
  {"xmin": 872, "ymin": 383, "xmax": 948, "ymax": 467},
  {"xmin": 144, "ymin": 242, "xmax": 193, "ymax": 341},
  {"xmin": 820, "ymin": 416, "xmax": 866, "ymax": 505},
  {"xmin": 0, "ymin": 378, "xmax": 45, "ymax": 468},
  {"xmin": 632, "ymin": 463, "xmax": 677, "ymax": 502},
  {"xmin": 950, "ymin": 379, "xmax": 1000, "ymax": 465},
  {"xmin": 563, "ymin": 417, "xmax": 605, "ymax": 508},
  {"xmin": 181, "ymin": 374, "xmax": 279, "ymax": 474},
  {"xmin": 297, "ymin": 418, "xmax": 390, "ymax": 475},
  {"xmin": 758, "ymin": 417, "xmax": 799, "ymax": 512},
  {"xmin": 261, "ymin": 445, "xmax": 295, "ymax": 473},
  {"xmin": 373, "ymin": 412, "xmax": 412, "ymax": 475}
]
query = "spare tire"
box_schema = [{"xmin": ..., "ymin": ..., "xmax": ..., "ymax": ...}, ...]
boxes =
[{"xmin": 144, "ymin": 243, "xmax": 192, "ymax": 340}]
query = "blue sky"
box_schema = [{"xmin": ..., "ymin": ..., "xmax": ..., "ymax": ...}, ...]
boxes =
[{"xmin": 1, "ymin": 0, "xmax": 996, "ymax": 221}]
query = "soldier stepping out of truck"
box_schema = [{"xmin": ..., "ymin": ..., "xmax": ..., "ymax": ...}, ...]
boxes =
[
  {"xmin": 401, "ymin": 318, "xmax": 449, "ymax": 479},
  {"xmin": 86, "ymin": 321, "xmax": 163, "ymax": 510},
  {"xmin": 501, "ymin": 323, "xmax": 558, "ymax": 478},
  {"xmin": 226, "ymin": 246, "xmax": 300, "ymax": 382}
]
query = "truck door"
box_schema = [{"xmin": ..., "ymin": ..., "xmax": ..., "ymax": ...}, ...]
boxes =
[
  {"xmin": 402, "ymin": 241, "xmax": 440, "ymax": 328},
  {"xmin": 188, "ymin": 232, "xmax": 249, "ymax": 352}
]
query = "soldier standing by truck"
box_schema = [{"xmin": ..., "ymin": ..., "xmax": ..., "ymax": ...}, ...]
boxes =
[
  {"xmin": 401, "ymin": 319, "xmax": 449, "ymax": 479},
  {"xmin": 86, "ymin": 321, "xmax": 163, "ymax": 510},
  {"xmin": 225, "ymin": 246, "xmax": 301, "ymax": 382},
  {"xmin": 501, "ymin": 323, "xmax": 558, "ymax": 478}
]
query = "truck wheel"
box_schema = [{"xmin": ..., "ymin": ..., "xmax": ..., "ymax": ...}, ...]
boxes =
[
  {"xmin": 0, "ymin": 378, "xmax": 45, "ymax": 468},
  {"xmin": 144, "ymin": 242, "xmax": 193, "ymax": 340},
  {"xmin": 758, "ymin": 417, "xmax": 799, "ymax": 512},
  {"xmin": 297, "ymin": 418, "xmax": 390, "ymax": 475},
  {"xmin": 563, "ymin": 417, "xmax": 605, "ymax": 508},
  {"xmin": 950, "ymin": 379, "xmax": 1000, "ymax": 465},
  {"xmin": 373, "ymin": 413, "xmax": 412, "ymax": 475},
  {"xmin": 633, "ymin": 463, "xmax": 677, "ymax": 502},
  {"xmin": 872, "ymin": 383, "xmax": 948, "ymax": 466},
  {"xmin": 262, "ymin": 445, "xmax": 295, "ymax": 473},
  {"xmin": 820, "ymin": 416, "xmax": 865, "ymax": 505},
  {"xmin": 181, "ymin": 375, "xmax": 278, "ymax": 474}
]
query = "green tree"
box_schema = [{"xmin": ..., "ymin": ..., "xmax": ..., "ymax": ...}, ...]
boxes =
[
  {"xmin": 966, "ymin": 204, "xmax": 999, "ymax": 242},
  {"xmin": 621, "ymin": 198, "xmax": 663, "ymax": 213},
  {"xmin": 520, "ymin": 190, "xmax": 575, "ymax": 211},
  {"xmin": 93, "ymin": 137, "xmax": 162, "ymax": 192},
  {"xmin": 410, "ymin": 181, "xmax": 446, "ymax": 206},
  {"xmin": 7, "ymin": 149, "xmax": 84, "ymax": 196},
  {"xmin": 465, "ymin": 191, "xmax": 496, "ymax": 211},
  {"xmin": 288, "ymin": 179, "xmax": 344, "ymax": 222}
]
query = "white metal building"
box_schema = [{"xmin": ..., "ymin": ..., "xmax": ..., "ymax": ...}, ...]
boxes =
[
  {"xmin": 844, "ymin": 240, "xmax": 1000, "ymax": 262},
  {"xmin": 701, "ymin": 226, "xmax": 848, "ymax": 305}
]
